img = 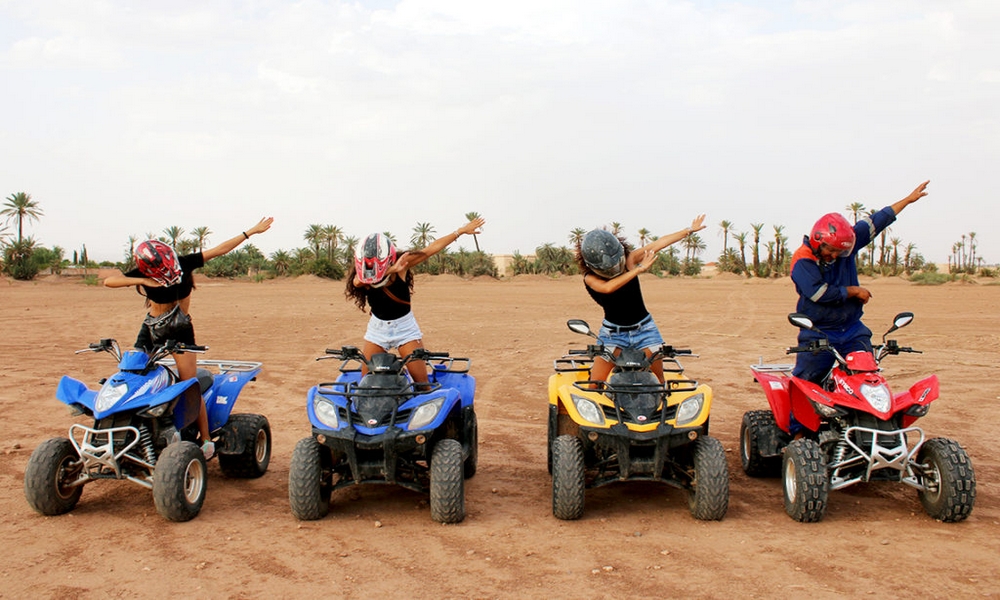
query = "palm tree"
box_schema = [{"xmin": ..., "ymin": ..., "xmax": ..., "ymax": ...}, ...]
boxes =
[
  {"xmin": 322, "ymin": 225, "xmax": 343, "ymax": 261},
  {"xmin": 163, "ymin": 226, "xmax": 185, "ymax": 249},
  {"xmin": 464, "ymin": 212, "xmax": 482, "ymax": 252},
  {"xmin": 610, "ymin": 222, "xmax": 623, "ymax": 237},
  {"xmin": 304, "ymin": 224, "xmax": 324, "ymax": 257},
  {"xmin": 191, "ymin": 226, "xmax": 212, "ymax": 252},
  {"xmin": 772, "ymin": 225, "xmax": 786, "ymax": 272},
  {"xmin": 750, "ymin": 223, "xmax": 764, "ymax": 277},
  {"xmin": 718, "ymin": 220, "xmax": 733, "ymax": 256},
  {"xmin": 270, "ymin": 250, "xmax": 291, "ymax": 276},
  {"xmin": 846, "ymin": 202, "xmax": 866, "ymax": 224},
  {"xmin": 968, "ymin": 232, "xmax": 977, "ymax": 270},
  {"xmin": 734, "ymin": 232, "xmax": 749, "ymax": 276},
  {"xmin": 411, "ymin": 222, "xmax": 436, "ymax": 249},
  {"xmin": 2, "ymin": 192, "xmax": 43, "ymax": 244},
  {"xmin": 568, "ymin": 228, "xmax": 587, "ymax": 247},
  {"xmin": 638, "ymin": 228, "xmax": 651, "ymax": 247},
  {"xmin": 890, "ymin": 237, "xmax": 901, "ymax": 274}
]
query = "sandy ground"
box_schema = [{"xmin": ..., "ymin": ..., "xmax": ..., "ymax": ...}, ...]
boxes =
[{"xmin": 1, "ymin": 273, "xmax": 998, "ymax": 599}]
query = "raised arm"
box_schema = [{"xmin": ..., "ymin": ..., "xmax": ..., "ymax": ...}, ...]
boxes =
[
  {"xmin": 103, "ymin": 272, "xmax": 160, "ymax": 289},
  {"xmin": 585, "ymin": 249, "xmax": 658, "ymax": 294},
  {"xmin": 627, "ymin": 214, "xmax": 706, "ymax": 266},
  {"xmin": 202, "ymin": 217, "xmax": 274, "ymax": 261},
  {"xmin": 888, "ymin": 181, "xmax": 929, "ymax": 216},
  {"xmin": 393, "ymin": 216, "xmax": 486, "ymax": 272}
]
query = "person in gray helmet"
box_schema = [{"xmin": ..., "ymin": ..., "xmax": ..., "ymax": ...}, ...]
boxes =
[{"xmin": 574, "ymin": 215, "xmax": 706, "ymax": 383}]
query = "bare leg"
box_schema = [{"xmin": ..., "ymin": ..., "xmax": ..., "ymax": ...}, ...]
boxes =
[
  {"xmin": 648, "ymin": 352, "xmax": 664, "ymax": 383},
  {"xmin": 360, "ymin": 341, "xmax": 388, "ymax": 376},
  {"xmin": 173, "ymin": 351, "xmax": 210, "ymax": 441},
  {"xmin": 399, "ymin": 339, "xmax": 429, "ymax": 386},
  {"xmin": 589, "ymin": 355, "xmax": 614, "ymax": 385}
]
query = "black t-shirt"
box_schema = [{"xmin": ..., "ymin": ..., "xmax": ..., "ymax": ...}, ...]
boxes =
[
  {"xmin": 585, "ymin": 275, "xmax": 650, "ymax": 326},
  {"xmin": 125, "ymin": 252, "xmax": 205, "ymax": 304},
  {"xmin": 365, "ymin": 275, "xmax": 412, "ymax": 321}
]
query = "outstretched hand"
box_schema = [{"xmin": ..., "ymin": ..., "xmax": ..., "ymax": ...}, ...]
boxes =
[
  {"xmin": 689, "ymin": 214, "xmax": 707, "ymax": 233},
  {"xmin": 247, "ymin": 217, "xmax": 274, "ymax": 237},
  {"xmin": 906, "ymin": 181, "xmax": 930, "ymax": 204},
  {"xmin": 459, "ymin": 216, "xmax": 486, "ymax": 236}
]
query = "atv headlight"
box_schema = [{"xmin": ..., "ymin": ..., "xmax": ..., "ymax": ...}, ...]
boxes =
[
  {"xmin": 570, "ymin": 394, "xmax": 605, "ymax": 426},
  {"xmin": 861, "ymin": 383, "xmax": 891, "ymax": 413},
  {"xmin": 95, "ymin": 382, "xmax": 128, "ymax": 412},
  {"xmin": 675, "ymin": 393, "xmax": 705, "ymax": 427},
  {"xmin": 313, "ymin": 396, "xmax": 341, "ymax": 429},
  {"xmin": 408, "ymin": 397, "xmax": 446, "ymax": 431}
]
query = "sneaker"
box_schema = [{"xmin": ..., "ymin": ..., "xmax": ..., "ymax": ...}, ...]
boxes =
[{"xmin": 201, "ymin": 441, "xmax": 215, "ymax": 460}]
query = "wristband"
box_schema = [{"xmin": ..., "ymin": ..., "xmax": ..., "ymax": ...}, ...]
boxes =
[{"xmin": 242, "ymin": 231, "xmax": 249, "ymax": 240}]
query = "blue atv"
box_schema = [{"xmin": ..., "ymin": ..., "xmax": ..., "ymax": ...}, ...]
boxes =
[
  {"xmin": 289, "ymin": 346, "xmax": 477, "ymax": 524},
  {"xmin": 24, "ymin": 339, "xmax": 270, "ymax": 522}
]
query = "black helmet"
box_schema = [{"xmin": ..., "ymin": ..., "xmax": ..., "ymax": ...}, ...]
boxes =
[{"xmin": 581, "ymin": 229, "xmax": 625, "ymax": 278}]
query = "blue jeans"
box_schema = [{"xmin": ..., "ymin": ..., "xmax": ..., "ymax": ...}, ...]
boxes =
[{"xmin": 792, "ymin": 320, "xmax": 873, "ymax": 384}]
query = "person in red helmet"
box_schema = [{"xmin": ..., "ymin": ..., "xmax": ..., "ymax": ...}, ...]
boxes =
[
  {"xmin": 103, "ymin": 217, "xmax": 273, "ymax": 459},
  {"xmin": 789, "ymin": 181, "xmax": 929, "ymax": 384},
  {"xmin": 345, "ymin": 216, "xmax": 485, "ymax": 386}
]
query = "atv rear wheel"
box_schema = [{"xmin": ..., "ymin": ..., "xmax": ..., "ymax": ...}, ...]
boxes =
[
  {"xmin": 464, "ymin": 411, "xmax": 478, "ymax": 479},
  {"xmin": 24, "ymin": 437, "xmax": 84, "ymax": 516},
  {"xmin": 551, "ymin": 435, "xmax": 585, "ymax": 520},
  {"xmin": 218, "ymin": 414, "xmax": 272, "ymax": 479},
  {"xmin": 740, "ymin": 410, "xmax": 782, "ymax": 477},
  {"xmin": 288, "ymin": 437, "xmax": 332, "ymax": 521},
  {"xmin": 688, "ymin": 436, "xmax": 729, "ymax": 520},
  {"xmin": 917, "ymin": 438, "xmax": 976, "ymax": 522},
  {"xmin": 153, "ymin": 441, "xmax": 207, "ymax": 522},
  {"xmin": 430, "ymin": 438, "xmax": 465, "ymax": 524},
  {"xmin": 782, "ymin": 438, "xmax": 828, "ymax": 523}
]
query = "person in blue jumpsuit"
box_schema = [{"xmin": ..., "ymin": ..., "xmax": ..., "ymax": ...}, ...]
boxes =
[{"xmin": 789, "ymin": 181, "xmax": 930, "ymax": 384}]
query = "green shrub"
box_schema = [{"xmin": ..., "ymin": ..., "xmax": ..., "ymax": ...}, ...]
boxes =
[{"xmin": 909, "ymin": 272, "xmax": 951, "ymax": 285}]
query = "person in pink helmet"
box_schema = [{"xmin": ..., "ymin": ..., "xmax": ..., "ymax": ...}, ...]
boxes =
[
  {"xmin": 345, "ymin": 216, "xmax": 485, "ymax": 386},
  {"xmin": 103, "ymin": 217, "xmax": 273, "ymax": 458},
  {"xmin": 789, "ymin": 182, "xmax": 929, "ymax": 384}
]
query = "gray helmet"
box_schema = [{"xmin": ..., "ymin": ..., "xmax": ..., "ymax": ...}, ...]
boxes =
[{"xmin": 581, "ymin": 229, "xmax": 626, "ymax": 278}]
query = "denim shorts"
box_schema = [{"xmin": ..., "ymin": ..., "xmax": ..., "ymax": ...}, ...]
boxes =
[
  {"xmin": 364, "ymin": 311, "xmax": 423, "ymax": 350},
  {"xmin": 597, "ymin": 314, "xmax": 664, "ymax": 353}
]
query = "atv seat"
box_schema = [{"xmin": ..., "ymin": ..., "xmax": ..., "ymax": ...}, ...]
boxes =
[{"xmin": 196, "ymin": 368, "xmax": 214, "ymax": 393}]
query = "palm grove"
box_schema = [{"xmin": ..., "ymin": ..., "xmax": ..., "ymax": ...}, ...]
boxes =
[{"xmin": 2, "ymin": 193, "xmax": 992, "ymax": 282}]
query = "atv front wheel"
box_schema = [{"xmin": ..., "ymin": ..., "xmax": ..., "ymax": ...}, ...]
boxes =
[
  {"xmin": 218, "ymin": 414, "xmax": 272, "ymax": 479},
  {"xmin": 153, "ymin": 441, "xmax": 207, "ymax": 522},
  {"xmin": 917, "ymin": 438, "xmax": 976, "ymax": 522},
  {"xmin": 782, "ymin": 438, "xmax": 828, "ymax": 523},
  {"xmin": 288, "ymin": 437, "xmax": 332, "ymax": 521},
  {"xmin": 430, "ymin": 438, "xmax": 465, "ymax": 524},
  {"xmin": 740, "ymin": 410, "xmax": 782, "ymax": 477},
  {"xmin": 688, "ymin": 436, "xmax": 729, "ymax": 520},
  {"xmin": 24, "ymin": 437, "xmax": 84, "ymax": 516},
  {"xmin": 551, "ymin": 435, "xmax": 585, "ymax": 520}
]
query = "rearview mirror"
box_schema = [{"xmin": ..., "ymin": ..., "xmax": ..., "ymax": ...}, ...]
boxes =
[
  {"xmin": 787, "ymin": 313, "xmax": 816, "ymax": 331},
  {"xmin": 567, "ymin": 319, "xmax": 594, "ymax": 337}
]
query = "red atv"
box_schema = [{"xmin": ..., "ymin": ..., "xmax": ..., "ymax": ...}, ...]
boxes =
[{"xmin": 741, "ymin": 312, "xmax": 976, "ymax": 522}]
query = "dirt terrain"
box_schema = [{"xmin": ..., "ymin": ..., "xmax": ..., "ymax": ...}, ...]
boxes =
[{"xmin": 1, "ymin": 273, "xmax": 998, "ymax": 599}]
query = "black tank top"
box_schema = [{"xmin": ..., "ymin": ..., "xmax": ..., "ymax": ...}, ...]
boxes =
[
  {"xmin": 366, "ymin": 275, "xmax": 412, "ymax": 321},
  {"xmin": 585, "ymin": 276, "xmax": 649, "ymax": 326}
]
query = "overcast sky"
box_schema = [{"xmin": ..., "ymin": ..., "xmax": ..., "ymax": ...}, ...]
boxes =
[{"xmin": 2, "ymin": 1, "xmax": 997, "ymax": 265}]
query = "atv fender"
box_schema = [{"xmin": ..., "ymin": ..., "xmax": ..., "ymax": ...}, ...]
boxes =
[
  {"xmin": 786, "ymin": 378, "xmax": 828, "ymax": 432},
  {"xmin": 753, "ymin": 371, "xmax": 794, "ymax": 433},
  {"xmin": 205, "ymin": 367, "xmax": 263, "ymax": 431},
  {"xmin": 55, "ymin": 376, "xmax": 97, "ymax": 411},
  {"xmin": 898, "ymin": 374, "xmax": 939, "ymax": 428}
]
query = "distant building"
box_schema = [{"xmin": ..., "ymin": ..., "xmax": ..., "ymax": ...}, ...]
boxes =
[{"xmin": 491, "ymin": 254, "xmax": 535, "ymax": 278}]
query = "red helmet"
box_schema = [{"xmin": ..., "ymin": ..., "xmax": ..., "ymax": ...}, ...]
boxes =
[
  {"xmin": 808, "ymin": 213, "xmax": 856, "ymax": 256},
  {"xmin": 355, "ymin": 233, "xmax": 396, "ymax": 287},
  {"xmin": 135, "ymin": 240, "xmax": 182, "ymax": 286}
]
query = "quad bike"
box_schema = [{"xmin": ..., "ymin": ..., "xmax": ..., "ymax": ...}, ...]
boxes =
[
  {"xmin": 288, "ymin": 346, "xmax": 477, "ymax": 524},
  {"xmin": 547, "ymin": 319, "xmax": 729, "ymax": 521},
  {"xmin": 24, "ymin": 339, "xmax": 270, "ymax": 522},
  {"xmin": 743, "ymin": 312, "xmax": 976, "ymax": 522}
]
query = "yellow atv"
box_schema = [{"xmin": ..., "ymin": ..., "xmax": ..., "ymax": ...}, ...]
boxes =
[{"xmin": 547, "ymin": 319, "xmax": 729, "ymax": 520}]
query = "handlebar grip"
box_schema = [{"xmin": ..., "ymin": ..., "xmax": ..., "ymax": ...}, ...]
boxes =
[
  {"xmin": 420, "ymin": 351, "xmax": 450, "ymax": 359},
  {"xmin": 567, "ymin": 349, "xmax": 589, "ymax": 355},
  {"xmin": 325, "ymin": 348, "xmax": 340, "ymax": 355}
]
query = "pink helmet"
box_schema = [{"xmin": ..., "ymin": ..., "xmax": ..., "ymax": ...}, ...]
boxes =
[
  {"xmin": 355, "ymin": 233, "xmax": 396, "ymax": 287},
  {"xmin": 135, "ymin": 240, "xmax": 182, "ymax": 286},
  {"xmin": 808, "ymin": 213, "xmax": 856, "ymax": 256}
]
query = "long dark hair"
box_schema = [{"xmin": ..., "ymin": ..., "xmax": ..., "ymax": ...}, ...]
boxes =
[
  {"xmin": 344, "ymin": 259, "xmax": 415, "ymax": 313},
  {"xmin": 575, "ymin": 233, "xmax": 633, "ymax": 279}
]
